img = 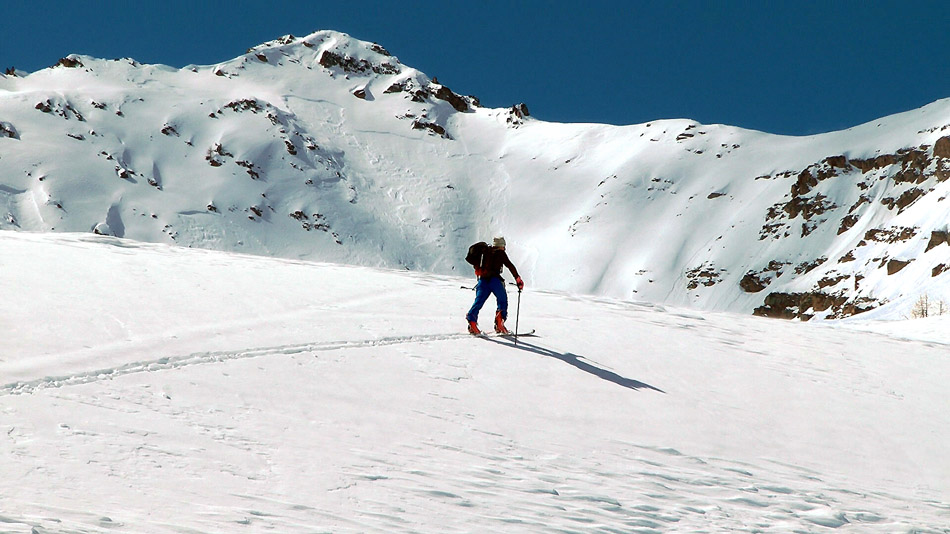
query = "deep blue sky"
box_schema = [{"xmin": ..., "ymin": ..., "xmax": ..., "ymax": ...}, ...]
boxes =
[{"xmin": 3, "ymin": 0, "xmax": 948, "ymax": 135}]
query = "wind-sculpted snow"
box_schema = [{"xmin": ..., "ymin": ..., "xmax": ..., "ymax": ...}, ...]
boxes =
[
  {"xmin": 0, "ymin": 232, "xmax": 948, "ymax": 532},
  {"xmin": 3, "ymin": 30, "xmax": 950, "ymax": 320}
]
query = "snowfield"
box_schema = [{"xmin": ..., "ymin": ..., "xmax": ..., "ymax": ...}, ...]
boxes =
[{"xmin": 1, "ymin": 231, "xmax": 947, "ymax": 533}]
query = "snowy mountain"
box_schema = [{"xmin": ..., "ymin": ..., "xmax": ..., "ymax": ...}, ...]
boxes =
[
  {"xmin": 3, "ymin": 30, "xmax": 950, "ymax": 320},
  {"xmin": 1, "ymin": 231, "xmax": 948, "ymax": 532}
]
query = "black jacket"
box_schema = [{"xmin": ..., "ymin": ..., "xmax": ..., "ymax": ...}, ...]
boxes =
[{"xmin": 477, "ymin": 247, "xmax": 520, "ymax": 280}]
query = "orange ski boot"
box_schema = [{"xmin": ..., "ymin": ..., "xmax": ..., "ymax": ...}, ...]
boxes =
[
  {"xmin": 494, "ymin": 310, "xmax": 510, "ymax": 334},
  {"xmin": 467, "ymin": 320, "xmax": 481, "ymax": 335}
]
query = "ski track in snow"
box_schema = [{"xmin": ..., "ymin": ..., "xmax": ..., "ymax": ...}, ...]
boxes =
[{"xmin": 0, "ymin": 333, "xmax": 471, "ymax": 396}]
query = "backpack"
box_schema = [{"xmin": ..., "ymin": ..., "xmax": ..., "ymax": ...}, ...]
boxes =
[{"xmin": 465, "ymin": 241, "xmax": 490, "ymax": 267}]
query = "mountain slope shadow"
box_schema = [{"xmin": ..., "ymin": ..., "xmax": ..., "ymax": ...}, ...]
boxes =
[{"xmin": 484, "ymin": 337, "xmax": 665, "ymax": 393}]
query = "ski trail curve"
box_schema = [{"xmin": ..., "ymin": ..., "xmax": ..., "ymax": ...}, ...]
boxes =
[{"xmin": 0, "ymin": 332, "xmax": 471, "ymax": 396}]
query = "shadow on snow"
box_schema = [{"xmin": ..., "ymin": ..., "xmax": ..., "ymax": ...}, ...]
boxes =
[{"xmin": 484, "ymin": 336, "xmax": 665, "ymax": 393}]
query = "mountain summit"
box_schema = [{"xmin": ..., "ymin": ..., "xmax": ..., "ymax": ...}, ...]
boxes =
[{"xmin": 2, "ymin": 30, "xmax": 950, "ymax": 319}]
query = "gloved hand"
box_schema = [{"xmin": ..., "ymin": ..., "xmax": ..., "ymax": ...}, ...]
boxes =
[{"xmin": 516, "ymin": 277, "xmax": 524, "ymax": 290}]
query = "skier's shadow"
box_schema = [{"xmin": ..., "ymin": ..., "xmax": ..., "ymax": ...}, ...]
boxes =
[{"xmin": 484, "ymin": 337, "xmax": 665, "ymax": 393}]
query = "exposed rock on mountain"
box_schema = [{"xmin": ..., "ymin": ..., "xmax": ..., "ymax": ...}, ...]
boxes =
[{"xmin": 0, "ymin": 121, "xmax": 17, "ymax": 138}]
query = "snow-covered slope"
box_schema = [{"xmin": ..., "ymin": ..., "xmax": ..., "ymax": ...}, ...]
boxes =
[
  {"xmin": 1, "ymin": 231, "xmax": 948, "ymax": 532},
  {"xmin": 3, "ymin": 30, "xmax": 950, "ymax": 319}
]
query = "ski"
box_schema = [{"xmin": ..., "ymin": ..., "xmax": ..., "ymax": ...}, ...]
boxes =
[{"xmin": 476, "ymin": 329, "xmax": 536, "ymax": 338}]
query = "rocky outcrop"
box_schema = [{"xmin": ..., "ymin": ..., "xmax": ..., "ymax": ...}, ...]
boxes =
[
  {"xmin": 0, "ymin": 121, "xmax": 17, "ymax": 139},
  {"xmin": 754, "ymin": 291, "xmax": 877, "ymax": 320},
  {"xmin": 740, "ymin": 272, "xmax": 769, "ymax": 293},
  {"xmin": 318, "ymin": 50, "xmax": 399, "ymax": 76},
  {"xmin": 886, "ymin": 259, "xmax": 912, "ymax": 275},
  {"xmin": 686, "ymin": 263, "xmax": 725, "ymax": 290},
  {"xmin": 34, "ymin": 99, "xmax": 85, "ymax": 121},
  {"xmin": 382, "ymin": 79, "xmax": 477, "ymax": 113},
  {"xmin": 864, "ymin": 226, "xmax": 918, "ymax": 243},
  {"xmin": 507, "ymin": 103, "xmax": 530, "ymax": 127},
  {"xmin": 748, "ymin": 135, "xmax": 950, "ymax": 318},
  {"xmin": 223, "ymin": 99, "xmax": 266, "ymax": 114},
  {"xmin": 934, "ymin": 136, "xmax": 950, "ymax": 159},
  {"xmin": 418, "ymin": 79, "xmax": 479, "ymax": 113},
  {"xmin": 430, "ymin": 84, "xmax": 470, "ymax": 113},
  {"xmin": 205, "ymin": 143, "xmax": 233, "ymax": 167},
  {"xmin": 926, "ymin": 230, "xmax": 950, "ymax": 252},
  {"xmin": 837, "ymin": 214, "xmax": 859, "ymax": 235},
  {"xmin": 850, "ymin": 154, "xmax": 898, "ymax": 173},
  {"xmin": 412, "ymin": 120, "xmax": 450, "ymax": 139},
  {"xmin": 740, "ymin": 261, "xmax": 792, "ymax": 293},
  {"xmin": 881, "ymin": 187, "xmax": 927, "ymax": 213},
  {"xmin": 384, "ymin": 80, "xmax": 409, "ymax": 94},
  {"xmin": 763, "ymin": 137, "xmax": 950, "ymax": 241},
  {"xmin": 817, "ymin": 274, "xmax": 849, "ymax": 289},
  {"xmin": 54, "ymin": 56, "xmax": 84, "ymax": 68}
]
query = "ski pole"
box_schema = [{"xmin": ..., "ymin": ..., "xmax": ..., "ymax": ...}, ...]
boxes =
[{"xmin": 514, "ymin": 288, "xmax": 522, "ymax": 345}]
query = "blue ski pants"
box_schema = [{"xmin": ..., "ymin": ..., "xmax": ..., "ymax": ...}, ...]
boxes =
[{"xmin": 466, "ymin": 276, "xmax": 508, "ymax": 323}]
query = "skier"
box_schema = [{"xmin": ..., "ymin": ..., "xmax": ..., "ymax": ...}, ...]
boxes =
[{"xmin": 466, "ymin": 236, "xmax": 524, "ymax": 335}]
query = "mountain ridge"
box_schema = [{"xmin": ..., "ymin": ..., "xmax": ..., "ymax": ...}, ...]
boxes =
[{"xmin": 2, "ymin": 29, "xmax": 950, "ymax": 320}]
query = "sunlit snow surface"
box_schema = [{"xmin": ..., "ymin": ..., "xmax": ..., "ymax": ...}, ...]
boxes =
[{"xmin": 1, "ymin": 231, "xmax": 947, "ymax": 533}]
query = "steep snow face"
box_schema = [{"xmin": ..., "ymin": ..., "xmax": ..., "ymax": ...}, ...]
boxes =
[{"xmin": 2, "ymin": 30, "xmax": 950, "ymax": 319}]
